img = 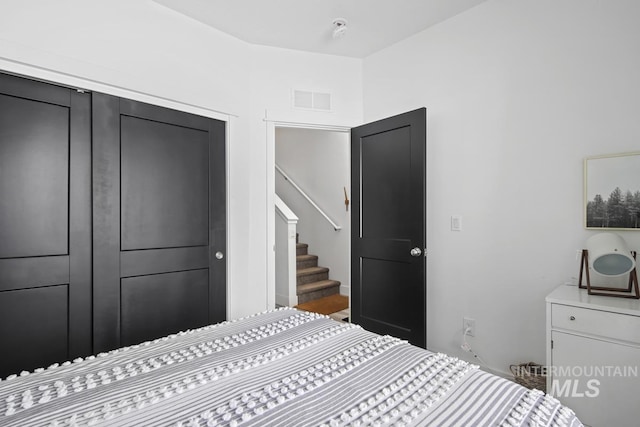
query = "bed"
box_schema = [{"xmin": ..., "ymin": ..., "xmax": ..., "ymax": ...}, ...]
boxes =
[{"xmin": 0, "ymin": 308, "xmax": 582, "ymax": 426}]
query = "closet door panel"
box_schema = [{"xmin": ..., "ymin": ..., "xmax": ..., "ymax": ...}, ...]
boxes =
[
  {"xmin": 0, "ymin": 286, "xmax": 68, "ymax": 376},
  {"xmin": 120, "ymin": 116, "xmax": 209, "ymax": 250},
  {"xmin": 120, "ymin": 247, "xmax": 209, "ymax": 278},
  {"xmin": 119, "ymin": 97, "xmax": 210, "ymax": 129},
  {"xmin": 68, "ymin": 90, "xmax": 93, "ymax": 358},
  {"xmin": 0, "ymin": 73, "xmax": 70, "ymax": 105},
  {"xmin": 0, "ymin": 73, "xmax": 91, "ymax": 378},
  {"xmin": 209, "ymin": 119, "xmax": 227, "ymax": 317},
  {"xmin": 0, "ymin": 257, "xmax": 69, "ymax": 291},
  {"xmin": 120, "ymin": 269, "xmax": 209, "ymax": 346},
  {"xmin": 93, "ymin": 94, "xmax": 226, "ymax": 353},
  {"xmin": 92, "ymin": 94, "xmax": 121, "ymax": 351},
  {"xmin": 0, "ymin": 93, "xmax": 69, "ymax": 258}
]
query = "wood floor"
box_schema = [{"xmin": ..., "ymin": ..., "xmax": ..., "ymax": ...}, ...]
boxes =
[{"xmin": 295, "ymin": 294, "xmax": 348, "ymax": 316}]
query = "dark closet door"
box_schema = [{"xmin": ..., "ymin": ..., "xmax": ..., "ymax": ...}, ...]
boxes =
[
  {"xmin": 93, "ymin": 94, "xmax": 226, "ymax": 352},
  {"xmin": 0, "ymin": 73, "xmax": 92, "ymax": 378}
]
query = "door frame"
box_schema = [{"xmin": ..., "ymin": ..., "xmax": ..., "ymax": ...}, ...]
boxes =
[
  {"xmin": 265, "ymin": 113, "xmax": 355, "ymax": 309},
  {"xmin": 0, "ymin": 58, "xmax": 234, "ymax": 317}
]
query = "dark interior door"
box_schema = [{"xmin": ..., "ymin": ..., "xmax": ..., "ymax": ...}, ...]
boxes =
[
  {"xmin": 351, "ymin": 108, "xmax": 426, "ymax": 348},
  {"xmin": 93, "ymin": 94, "xmax": 226, "ymax": 352},
  {"xmin": 0, "ymin": 73, "xmax": 92, "ymax": 377}
]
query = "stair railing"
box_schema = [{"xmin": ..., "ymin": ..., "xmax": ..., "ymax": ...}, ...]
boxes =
[
  {"xmin": 275, "ymin": 164, "xmax": 342, "ymax": 231},
  {"xmin": 275, "ymin": 195, "xmax": 299, "ymax": 307}
]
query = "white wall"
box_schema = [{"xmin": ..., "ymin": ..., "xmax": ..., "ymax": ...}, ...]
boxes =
[
  {"xmin": 363, "ymin": 0, "xmax": 640, "ymax": 374},
  {"xmin": 0, "ymin": 0, "xmax": 363, "ymax": 320},
  {"xmin": 275, "ymin": 128, "xmax": 351, "ymax": 295},
  {"xmin": 247, "ymin": 46, "xmax": 362, "ymax": 309}
]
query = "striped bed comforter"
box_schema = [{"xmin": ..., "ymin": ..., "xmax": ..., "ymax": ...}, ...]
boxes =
[{"xmin": 0, "ymin": 308, "xmax": 582, "ymax": 427}]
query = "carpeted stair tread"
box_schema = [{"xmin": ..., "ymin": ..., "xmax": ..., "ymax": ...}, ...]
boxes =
[
  {"xmin": 296, "ymin": 243, "xmax": 308, "ymax": 256},
  {"xmin": 296, "ymin": 266, "xmax": 328, "ymax": 276},
  {"xmin": 296, "ymin": 254, "xmax": 318, "ymax": 269},
  {"xmin": 297, "ymin": 279, "xmax": 341, "ymax": 294},
  {"xmin": 296, "ymin": 266, "xmax": 329, "ymax": 286}
]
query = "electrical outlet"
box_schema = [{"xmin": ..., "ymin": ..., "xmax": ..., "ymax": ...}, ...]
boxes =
[{"xmin": 463, "ymin": 317, "xmax": 476, "ymax": 337}]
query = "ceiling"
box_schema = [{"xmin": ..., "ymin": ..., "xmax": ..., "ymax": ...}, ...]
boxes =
[{"xmin": 154, "ymin": 0, "xmax": 488, "ymax": 58}]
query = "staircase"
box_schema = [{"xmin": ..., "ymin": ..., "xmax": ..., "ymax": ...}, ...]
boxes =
[{"xmin": 296, "ymin": 241, "xmax": 341, "ymax": 304}]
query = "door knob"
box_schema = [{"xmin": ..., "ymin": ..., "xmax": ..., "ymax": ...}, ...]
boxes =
[
  {"xmin": 410, "ymin": 247, "xmax": 422, "ymax": 257},
  {"xmin": 215, "ymin": 251, "xmax": 224, "ymax": 260}
]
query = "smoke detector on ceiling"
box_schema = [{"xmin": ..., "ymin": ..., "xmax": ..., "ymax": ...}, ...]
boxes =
[{"xmin": 332, "ymin": 18, "xmax": 348, "ymax": 39}]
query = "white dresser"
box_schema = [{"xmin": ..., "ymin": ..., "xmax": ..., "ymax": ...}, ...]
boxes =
[{"xmin": 546, "ymin": 285, "xmax": 640, "ymax": 427}]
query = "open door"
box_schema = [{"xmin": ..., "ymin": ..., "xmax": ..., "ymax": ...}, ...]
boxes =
[{"xmin": 351, "ymin": 108, "xmax": 426, "ymax": 348}]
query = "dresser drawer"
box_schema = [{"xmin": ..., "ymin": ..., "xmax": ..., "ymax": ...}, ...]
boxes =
[{"xmin": 551, "ymin": 303, "xmax": 640, "ymax": 344}]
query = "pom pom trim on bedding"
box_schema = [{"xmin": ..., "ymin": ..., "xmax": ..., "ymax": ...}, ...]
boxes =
[{"xmin": 0, "ymin": 308, "xmax": 582, "ymax": 427}]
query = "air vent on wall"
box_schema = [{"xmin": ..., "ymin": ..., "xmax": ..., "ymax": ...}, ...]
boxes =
[{"xmin": 292, "ymin": 89, "xmax": 332, "ymax": 112}]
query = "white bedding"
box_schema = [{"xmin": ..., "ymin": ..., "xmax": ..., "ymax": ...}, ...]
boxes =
[{"xmin": 0, "ymin": 308, "xmax": 582, "ymax": 426}]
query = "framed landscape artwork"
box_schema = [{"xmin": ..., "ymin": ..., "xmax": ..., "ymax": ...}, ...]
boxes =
[{"xmin": 584, "ymin": 152, "xmax": 640, "ymax": 230}]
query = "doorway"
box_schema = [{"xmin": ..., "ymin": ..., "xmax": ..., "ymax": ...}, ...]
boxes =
[
  {"xmin": 266, "ymin": 120, "xmax": 351, "ymax": 314},
  {"xmin": 266, "ymin": 108, "xmax": 426, "ymax": 347},
  {"xmin": 273, "ymin": 126, "xmax": 351, "ymax": 317}
]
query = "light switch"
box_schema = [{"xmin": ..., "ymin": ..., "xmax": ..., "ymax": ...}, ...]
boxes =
[{"xmin": 451, "ymin": 215, "xmax": 462, "ymax": 231}]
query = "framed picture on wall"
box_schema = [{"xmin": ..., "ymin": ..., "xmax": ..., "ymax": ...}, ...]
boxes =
[{"xmin": 584, "ymin": 152, "xmax": 640, "ymax": 229}]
